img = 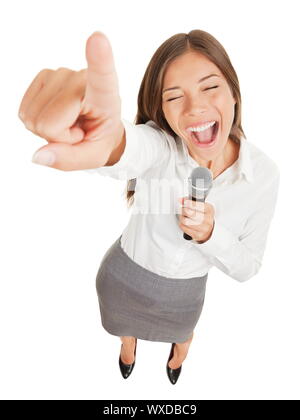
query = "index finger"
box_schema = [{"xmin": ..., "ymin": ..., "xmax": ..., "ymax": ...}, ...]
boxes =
[
  {"xmin": 84, "ymin": 31, "xmax": 120, "ymax": 102},
  {"xmin": 182, "ymin": 198, "xmax": 205, "ymax": 212}
]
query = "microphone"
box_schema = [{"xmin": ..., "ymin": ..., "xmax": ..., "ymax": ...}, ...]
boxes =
[{"xmin": 183, "ymin": 166, "xmax": 213, "ymax": 241}]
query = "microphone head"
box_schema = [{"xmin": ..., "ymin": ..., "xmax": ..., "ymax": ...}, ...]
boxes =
[{"xmin": 188, "ymin": 166, "xmax": 213, "ymax": 200}]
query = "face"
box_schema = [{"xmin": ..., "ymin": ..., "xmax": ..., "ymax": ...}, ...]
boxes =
[{"xmin": 162, "ymin": 51, "xmax": 237, "ymax": 166}]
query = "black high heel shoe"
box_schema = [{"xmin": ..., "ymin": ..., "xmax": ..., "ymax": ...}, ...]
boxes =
[
  {"xmin": 119, "ymin": 338, "xmax": 137, "ymax": 379},
  {"xmin": 166, "ymin": 343, "xmax": 182, "ymax": 385}
]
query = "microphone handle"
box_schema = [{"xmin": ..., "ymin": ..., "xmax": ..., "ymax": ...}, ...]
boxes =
[{"xmin": 183, "ymin": 196, "xmax": 205, "ymax": 240}]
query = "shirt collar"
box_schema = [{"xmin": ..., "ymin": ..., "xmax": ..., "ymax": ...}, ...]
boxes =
[{"xmin": 178, "ymin": 136, "xmax": 254, "ymax": 184}]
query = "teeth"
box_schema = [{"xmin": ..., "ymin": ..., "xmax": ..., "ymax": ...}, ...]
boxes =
[{"xmin": 188, "ymin": 121, "xmax": 216, "ymax": 132}]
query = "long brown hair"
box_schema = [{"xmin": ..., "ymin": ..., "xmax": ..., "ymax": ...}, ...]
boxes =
[{"xmin": 125, "ymin": 29, "xmax": 246, "ymax": 208}]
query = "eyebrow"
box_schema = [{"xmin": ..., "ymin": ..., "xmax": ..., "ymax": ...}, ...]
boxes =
[{"xmin": 162, "ymin": 74, "xmax": 220, "ymax": 94}]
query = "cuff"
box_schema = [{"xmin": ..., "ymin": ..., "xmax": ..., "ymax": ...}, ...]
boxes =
[{"xmin": 191, "ymin": 218, "xmax": 237, "ymax": 257}]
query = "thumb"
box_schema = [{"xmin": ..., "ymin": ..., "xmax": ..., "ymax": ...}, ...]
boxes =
[
  {"xmin": 31, "ymin": 140, "xmax": 111, "ymax": 171},
  {"xmin": 83, "ymin": 31, "xmax": 120, "ymax": 111}
]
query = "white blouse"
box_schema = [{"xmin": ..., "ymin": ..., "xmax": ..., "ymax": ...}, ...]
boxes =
[{"xmin": 90, "ymin": 119, "xmax": 280, "ymax": 282}]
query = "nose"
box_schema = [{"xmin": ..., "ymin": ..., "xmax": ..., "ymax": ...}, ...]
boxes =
[{"xmin": 184, "ymin": 93, "xmax": 210, "ymax": 116}]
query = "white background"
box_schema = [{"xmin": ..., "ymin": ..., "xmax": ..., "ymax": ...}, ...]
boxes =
[{"xmin": 1, "ymin": 0, "xmax": 299, "ymax": 400}]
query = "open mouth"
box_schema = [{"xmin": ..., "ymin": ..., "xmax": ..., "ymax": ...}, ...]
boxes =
[{"xmin": 190, "ymin": 121, "xmax": 219, "ymax": 147}]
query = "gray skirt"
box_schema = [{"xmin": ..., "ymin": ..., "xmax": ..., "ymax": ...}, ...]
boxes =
[{"xmin": 95, "ymin": 235, "xmax": 208, "ymax": 344}]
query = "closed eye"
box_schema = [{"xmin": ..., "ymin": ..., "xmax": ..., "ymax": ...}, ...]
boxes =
[
  {"xmin": 166, "ymin": 86, "xmax": 219, "ymax": 102},
  {"xmin": 205, "ymin": 85, "xmax": 219, "ymax": 91}
]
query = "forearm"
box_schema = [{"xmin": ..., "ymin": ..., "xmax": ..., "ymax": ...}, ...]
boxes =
[{"xmin": 193, "ymin": 219, "xmax": 263, "ymax": 282}]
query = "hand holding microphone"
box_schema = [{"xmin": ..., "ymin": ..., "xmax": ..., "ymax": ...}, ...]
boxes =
[{"xmin": 179, "ymin": 167, "xmax": 215, "ymax": 243}]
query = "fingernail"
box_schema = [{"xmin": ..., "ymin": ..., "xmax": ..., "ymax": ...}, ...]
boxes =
[{"xmin": 32, "ymin": 150, "xmax": 56, "ymax": 166}]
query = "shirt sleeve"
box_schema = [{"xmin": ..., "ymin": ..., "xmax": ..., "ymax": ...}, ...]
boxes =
[
  {"xmin": 90, "ymin": 118, "xmax": 171, "ymax": 180},
  {"xmin": 191, "ymin": 171, "xmax": 280, "ymax": 282}
]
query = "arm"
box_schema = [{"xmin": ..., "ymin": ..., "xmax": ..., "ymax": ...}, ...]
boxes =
[
  {"xmin": 193, "ymin": 173, "xmax": 280, "ymax": 282},
  {"xmin": 93, "ymin": 119, "xmax": 171, "ymax": 179}
]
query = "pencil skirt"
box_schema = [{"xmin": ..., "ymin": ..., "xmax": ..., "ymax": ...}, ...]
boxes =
[{"xmin": 95, "ymin": 235, "xmax": 208, "ymax": 343}]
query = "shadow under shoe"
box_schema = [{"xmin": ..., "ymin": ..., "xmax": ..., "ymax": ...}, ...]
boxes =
[
  {"xmin": 166, "ymin": 343, "xmax": 182, "ymax": 385},
  {"xmin": 119, "ymin": 338, "xmax": 137, "ymax": 379}
]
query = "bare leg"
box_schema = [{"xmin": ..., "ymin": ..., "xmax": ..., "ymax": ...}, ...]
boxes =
[
  {"xmin": 168, "ymin": 332, "xmax": 194, "ymax": 370},
  {"xmin": 120, "ymin": 336, "xmax": 136, "ymax": 364}
]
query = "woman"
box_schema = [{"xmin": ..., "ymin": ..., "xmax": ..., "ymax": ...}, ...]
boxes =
[{"xmin": 18, "ymin": 30, "xmax": 280, "ymax": 385}]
